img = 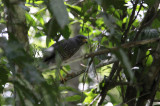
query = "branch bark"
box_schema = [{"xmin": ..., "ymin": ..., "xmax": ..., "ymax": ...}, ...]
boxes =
[
  {"xmin": 98, "ymin": 61, "xmax": 119, "ymax": 105},
  {"xmin": 3, "ymin": 0, "xmax": 29, "ymax": 106}
]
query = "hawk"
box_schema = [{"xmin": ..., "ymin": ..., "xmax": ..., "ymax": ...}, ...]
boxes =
[{"xmin": 43, "ymin": 35, "xmax": 87, "ymax": 64}]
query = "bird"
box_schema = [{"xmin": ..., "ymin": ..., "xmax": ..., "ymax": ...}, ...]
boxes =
[{"xmin": 43, "ymin": 35, "xmax": 88, "ymax": 64}]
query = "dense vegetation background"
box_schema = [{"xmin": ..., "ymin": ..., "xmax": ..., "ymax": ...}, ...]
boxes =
[{"xmin": 0, "ymin": 0, "xmax": 160, "ymax": 106}]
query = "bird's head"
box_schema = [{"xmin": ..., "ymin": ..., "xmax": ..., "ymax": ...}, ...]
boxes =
[{"xmin": 75, "ymin": 35, "xmax": 88, "ymax": 45}]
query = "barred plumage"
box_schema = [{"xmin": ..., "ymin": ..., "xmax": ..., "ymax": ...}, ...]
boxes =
[{"xmin": 43, "ymin": 35, "xmax": 87, "ymax": 64}]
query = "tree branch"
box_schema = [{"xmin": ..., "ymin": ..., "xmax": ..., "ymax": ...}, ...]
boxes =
[
  {"xmin": 149, "ymin": 72, "xmax": 160, "ymax": 106},
  {"xmin": 132, "ymin": 1, "xmax": 143, "ymax": 23},
  {"xmin": 96, "ymin": 58, "xmax": 117, "ymax": 68},
  {"xmin": 60, "ymin": 58, "xmax": 117, "ymax": 83},
  {"xmin": 98, "ymin": 61, "xmax": 119, "ymax": 105},
  {"xmin": 85, "ymin": 37, "xmax": 160, "ymax": 59},
  {"xmin": 41, "ymin": 37, "xmax": 160, "ymax": 72},
  {"xmin": 133, "ymin": 1, "xmax": 160, "ymax": 41},
  {"xmin": 3, "ymin": 0, "xmax": 29, "ymax": 106},
  {"xmin": 122, "ymin": 0, "xmax": 139, "ymax": 42}
]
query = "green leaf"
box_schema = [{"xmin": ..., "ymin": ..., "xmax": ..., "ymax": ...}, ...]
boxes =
[
  {"xmin": 99, "ymin": 0, "xmax": 127, "ymax": 10},
  {"xmin": 45, "ymin": 18, "xmax": 70, "ymax": 41},
  {"xmin": 5, "ymin": 41, "xmax": 33, "ymax": 66},
  {"xmin": 145, "ymin": 0, "xmax": 157, "ymax": 6},
  {"xmin": 65, "ymin": 95, "xmax": 81, "ymax": 102},
  {"xmin": 60, "ymin": 25, "xmax": 70, "ymax": 39},
  {"xmin": 135, "ymin": 28, "xmax": 159, "ymax": 40},
  {"xmin": 25, "ymin": 13, "xmax": 36, "ymax": 28},
  {"xmin": 49, "ymin": 0, "xmax": 69, "ymax": 28},
  {"xmin": 60, "ymin": 86, "xmax": 81, "ymax": 94},
  {"xmin": 35, "ymin": 32, "xmax": 44, "ymax": 38},
  {"xmin": 120, "ymin": 49, "xmax": 133, "ymax": 80},
  {"xmin": 102, "ymin": 14, "xmax": 116, "ymax": 33},
  {"xmin": 45, "ymin": 18, "xmax": 60, "ymax": 39},
  {"xmin": 83, "ymin": 89, "xmax": 97, "ymax": 104},
  {"xmin": 108, "ymin": 87, "xmax": 122, "ymax": 104},
  {"xmin": 34, "ymin": 8, "xmax": 46, "ymax": 25},
  {"xmin": 96, "ymin": 18, "xmax": 104, "ymax": 28},
  {"xmin": 13, "ymin": 80, "xmax": 39, "ymax": 105},
  {"xmin": 152, "ymin": 19, "xmax": 160, "ymax": 28},
  {"xmin": 145, "ymin": 51, "xmax": 153, "ymax": 67},
  {"xmin": 66, "ymin": 4, "xmax": 82, "ymax": 16},
  {"xmin": 63, "ymin": 65, "xmax": 70, "ymax": 71},
  {"xmin": 155, "ymin": 91, "xmax": 160, "ymax": 99},
  {"xmin": 0, "ymin": 65, "xmax": 9, "ymax": 93},
  {"xmin": 114, "ymin": 49, "xmax": 134, "ymax": 81},
  {"xmin": 22, "ymin": 63, "xmax": 43, "ymax": 83}
]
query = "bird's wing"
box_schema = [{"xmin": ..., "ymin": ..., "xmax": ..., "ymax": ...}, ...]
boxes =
[
  {"xmin": 43, "ymin": 39, "xmax": 67, "ymax": 63},
  {"xmin": 56, "ymin": 39, "xmax": 80, "ymax": 60},
  {"xmin": 43, "ymin": 45, "xmax": 55, "ymax": 63},
  {"xmin": 43, "ymin": 37, "xmax": 82, "ymax": 63}
]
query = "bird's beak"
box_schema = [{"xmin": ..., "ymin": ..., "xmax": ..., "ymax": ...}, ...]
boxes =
[{"xmin": 83, "ymin": 39, "xmax": 88, "ymax": 43}]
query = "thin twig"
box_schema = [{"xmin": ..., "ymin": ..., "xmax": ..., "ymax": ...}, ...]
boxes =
[
  {"xmin": 116, "ymin": 92, "xmax": 150, "ymax": 106},
  {"xmin": 119, "ymin": 75, "xmax": 125, "ymax": 102},
  {"xmin": 85, "ymin": 37, "xmax": 160, "ymax": 59},
  {"xmin": 59, "ymin": 58, "xmax": 116, "ymax": 83},
  {"xmin": 60, "ymin": 69, "xmax": 85, "ymax": 83},
  {"xmin": 133, "ymin": 4, "xmax": 160, "ymax": 41},
  {"xmin": 132, "ymin": 0, "xmax": 143, "ymax": 23},
  {"xmin": 82, "ymin": 57, "xmax": 94, "ymax": 92},
  {"xmin": 96, "ymin": 58, "xmax": 117, "ymax": 68},
  {"xmin": 122, "ymin": 0, "xmax": 139, "ymax": 42},
  {"xmin": 89, "ymin": 94, "xmax": 100, "ymax": 106}
]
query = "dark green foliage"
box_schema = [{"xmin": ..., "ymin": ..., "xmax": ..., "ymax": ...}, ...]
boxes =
[
  {"xmin": 0, "ymin": 64, "xmax": 9, "ymax": 93},
  {"xmin": 45, "ymin": 0, "xmax": 69, "ymax": 28},
  {"xmin": 44, "ymin": 18, "xmax": 70, "ymax": 42},
  {"xmin": 101, "ymin": 0, "xmax": 127, "ymax": 11},
  {"xmin": 1, "ymin": 0, "xmax": 160, "ymax": 105},
  {"xmin": 145, "ymin": 0, "xmax": 157, "ymax": 6}
]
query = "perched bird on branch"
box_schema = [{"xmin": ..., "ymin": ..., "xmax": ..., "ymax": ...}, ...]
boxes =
[{"xmin": 43, "ymin": 35, "xmax": 88, "ymax": 64}]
